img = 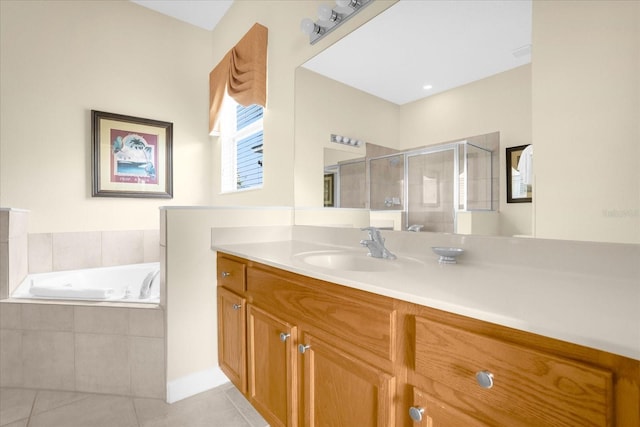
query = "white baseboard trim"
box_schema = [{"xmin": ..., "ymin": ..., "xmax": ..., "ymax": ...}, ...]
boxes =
[{"xmin": 166, "ymin": 367, "xmax": 230, "ymax": 403}]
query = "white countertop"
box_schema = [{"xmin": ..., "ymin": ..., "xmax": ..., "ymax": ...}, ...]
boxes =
[{"xmin": 212, "ymin": 235, "xmax": 640, "ymax": 361}]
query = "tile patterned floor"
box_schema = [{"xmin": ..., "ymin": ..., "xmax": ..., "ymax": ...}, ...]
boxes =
[{"xmin": 0, "ymin": 383, "xmax": 268, "ymax": 427}]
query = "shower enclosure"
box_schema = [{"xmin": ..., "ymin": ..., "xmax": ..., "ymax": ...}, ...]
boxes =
[{"xmin": 369, "ymin": 141, "xmax": 494, "ymax": 233}]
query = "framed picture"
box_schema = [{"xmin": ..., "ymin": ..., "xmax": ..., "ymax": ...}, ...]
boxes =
[
  {"xmin": 91, "ymin": 110, "xmax": 173, "ymax": 198},
  {"xmin": 324, "ymin": 173, "xmax": 335, "ymax": 207},
  {"xmin": 506, "ymin": 144, "xmax": 532, "ymax": 203}
]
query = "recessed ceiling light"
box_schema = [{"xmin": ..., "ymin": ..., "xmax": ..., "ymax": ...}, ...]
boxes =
[{"xmin": 423, "ymin": 84, "xmax": 433, "ymax": 90}]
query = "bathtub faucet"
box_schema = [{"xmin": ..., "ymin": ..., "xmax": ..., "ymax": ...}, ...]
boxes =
[
  {"xmin": 360, "ymin": 227, "xmax": 396, "ymax": 260},
  {"xmin": 139, "ymin": 270, "xmax": 160, "ymax": 299}
]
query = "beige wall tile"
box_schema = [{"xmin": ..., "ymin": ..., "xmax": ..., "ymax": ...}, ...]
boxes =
[
  {"xmin": 74, "ymin": 306, "xmax": 129, "ymax": 335},
  {"xmin": 52, "ymin": 232, "xmax": 101, "ymax": 271},
  {"xmin": 75, "ymin": 333, "xmax": 130, "ymax": 395},
  {"xmin": 101, "ymin": 231, "xmax": 144, "ymax": 267},
  {"xmin": 8, "ymin": 235, "xmax": 28, "ymax": 295},
  {"xmin": 0, "ymin": 330, "xmax": 23, "ymax": 387},
  {"xmin": 130, "ymin": 336, "xmax": 165, "ymax": 398},
  {"xmin": 0, "ymin": 210, "xmax": 9, "ymax": 243},
  {"xmin": 22, "ymin": 330, "xmax": 75, "ymax": 390},
  {"xmin": 8, "ymin": 211, "xmax": 28, "ymax": 239},
  {"xmin": 0, "ymin": 302, "xmax": 22, "ymax": 329},
  {"xmin": 28, "ymin": 233, "xmax": 53, "ymax": 274},
  {"xmin": 0, "ymin": 243, "xmax": 9, "ymax": 299},
  {"xmin": 21, "ymin": 304, "xmax": 73, "ymax": 332},
  {"xmin": 129, "ymin": 308, "xmax": 164, "ymax": 338},
  {"xmin": 143, "ymin": 230, "xmax": 160, "ymax": 263}
]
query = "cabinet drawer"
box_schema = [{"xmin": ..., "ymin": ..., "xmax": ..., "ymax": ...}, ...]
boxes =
[
  {"xmin": 414, "ymin": 316, "xmax": 613, "ymax": 426},
  {"xmin": 248, "ymin": 266, "xmax": 396, "ymax": 361},
  {"xmin": 217, "ymin": 256, "xmax": 246, "ymax": 294},
  {"xmin": 410, "ymin": 387, "xmax": 485, "ymax": 426}
]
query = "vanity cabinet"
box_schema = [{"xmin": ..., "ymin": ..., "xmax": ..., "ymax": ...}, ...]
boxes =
[
  {"xmin": 299, "ymin": 331, "xmax": 396, "ymax": 426},
  {"xmin": 410, "ymin": 316, "xmax": 613, "ymax": 426},
  {"xmin": 216, "ymin": 252, "xmax": 640, "ymax": 427},
  {"xmin": 217, "ymin": 286, "xmax": 246, "ymax": 393},
  {"xmin": 247, "ymin": 305, "xmax": 298, "ymax": 427}
]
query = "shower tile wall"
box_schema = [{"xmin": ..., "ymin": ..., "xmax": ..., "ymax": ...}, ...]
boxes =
[
  {"xmin": 407, "ymin": 150, "xmax": 456, "ymax": 233},
  {"xmin": 370, "ymin": 155, "xmax": 404, "ymax": 210},
  {"xmin": 0, "ymin": 302, "xmax": 165, "ymax": 398},
  {"xmin": 339, "ymin": 161, "xmax": 366, "ymax": 208},
  {"xmin": 465, "ymin": 145, "xmax": 493, "ymax": 210}
]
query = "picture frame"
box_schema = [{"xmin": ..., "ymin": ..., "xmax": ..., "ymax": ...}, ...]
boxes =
[
  {"xmin": 506, "ymin": 144, "xmax": 532, "ymax": 203},
  {"xmin": 324, "ymin": 173, "xmax": 335, "ymax": 207},
  {"xmin": 91, "ymin": 110, "xmax": 173, "ymax": 198}
]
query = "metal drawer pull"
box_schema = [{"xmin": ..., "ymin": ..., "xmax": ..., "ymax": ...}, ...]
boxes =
[
  {"xmin": 476, "ymin": 370, "xmax": 494, "ymax": 388},
  {"xmin": 279, "ymin": 332, "xmax": 290, "ymax": 342},
  {"xmin": 221, "ymin": 271, "xmax": 231, "ymax": 277},
  {"xmin": 232, "ymin": 303, "xmax": 242, "ymax": 310},
  {"xmin": 409, "ymin": 406, "xmax": 424, "ymax": 422},
  {"xmin": 298, "ymin": 344, "xmax": 311, "ymax": 354}
]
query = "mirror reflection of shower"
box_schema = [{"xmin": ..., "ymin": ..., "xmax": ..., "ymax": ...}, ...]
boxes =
[{"xmin": 324, "ymin": 133, "xmax": 499, "ymax": 233}]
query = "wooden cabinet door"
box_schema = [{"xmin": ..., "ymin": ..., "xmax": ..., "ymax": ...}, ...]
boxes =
[
  {"xmin": 299, "ymin": 332, "xmax": 395, "ymax": 427},
  {"xmin": 409, "ymin": 387, "xmax": 486, "ymax": 426},
  {"xmin": 247, "ymin": 305, "xmax": 298, "ymax": 427},
  {"xmin": 217, "ymin": 287, "xmax": 247, "ymax": 393}
]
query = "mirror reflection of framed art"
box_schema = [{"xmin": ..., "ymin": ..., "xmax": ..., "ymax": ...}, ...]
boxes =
[{"xmin": 506, "ymin": 144, "xmax": 532, "ymax": 203}]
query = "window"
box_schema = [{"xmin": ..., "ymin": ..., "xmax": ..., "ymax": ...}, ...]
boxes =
[{"xmin": 219, "ymin": 93, "xmax": 264, "ymax": 192}]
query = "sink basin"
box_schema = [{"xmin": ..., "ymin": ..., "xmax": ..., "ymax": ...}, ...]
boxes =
[{"xmin": 294, "ymin": 250, "xmax": 425, "ymax": 272}]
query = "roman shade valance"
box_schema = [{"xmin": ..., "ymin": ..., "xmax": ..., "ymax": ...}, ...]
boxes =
[{"xmin": 209, "ymin": 23, "xmax": 268, "ymax": 135}]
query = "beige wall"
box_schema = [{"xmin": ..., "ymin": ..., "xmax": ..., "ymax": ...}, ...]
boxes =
[
  {"xmin": 163, "ymin": 208, "xmax": 292, "ymax": 386},
  {"xmin": 532, "ymin": 1, "xmax": 639, "ymax": 243},
  {"xmin": 295, "ymin": 64, "xmax": 533, "ymax": 236},
  {"xmin": 0, "ymin": 0, "xmax": 214, "ymax": 233},
  {"xmin": 208, "ymin": 1, "xmax": 396, "ymax": 209},
  {"xmin": 294, "ymin": 67, "xmax": 401, "ymax": 208},
  {"xmin": 400, "ymin": 65, "xmax": 533, "ymax": 237}
]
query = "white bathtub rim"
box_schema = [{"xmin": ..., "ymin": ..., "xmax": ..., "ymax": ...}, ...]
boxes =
[{"xmin": 11, "ymin": 262, "xmax": 161, "ymax": 304}]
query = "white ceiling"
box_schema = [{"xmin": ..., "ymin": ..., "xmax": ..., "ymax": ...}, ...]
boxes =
[
  {"xmin": 303, "ymin": 0, "xmax": 532, "ymax": 105},
  {"xmin": 131, "ymin": 0, "xmax": 532, "ymax": 106},
  {"xmin": 130, "ymin": 0, "xmax": 233, "ymax": 31}
]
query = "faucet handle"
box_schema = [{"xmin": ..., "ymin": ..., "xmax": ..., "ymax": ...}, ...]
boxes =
[{"xmin": 360, "ymin": 227, "xmax": 383, "ymax": 242}]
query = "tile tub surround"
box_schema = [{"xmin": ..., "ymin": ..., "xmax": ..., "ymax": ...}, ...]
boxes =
[
  {"xmin": 0, "ymin": 302, "xmax": 165, "ymax": 399},
  {"xmin": 0, "ymin": 209, "xmax": 28, "ymax": 300},
  {"xmin": 0, "ymin": 383, "xmax": 268, "ymax": 427},
  {"xmin": 28, "ymin": 229, "xmax": 160, "ymax": 274},
  {"xmin": 211, "ymin": 225, "xmax": 640, "ymax": 361}
]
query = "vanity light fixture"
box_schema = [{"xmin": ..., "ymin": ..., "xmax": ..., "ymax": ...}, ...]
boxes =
[
  {"xmin": 300, "ymin": 0, "xmax": 372, "ymax": 45},
  {"xmin": 331, "ymin": 134, "xmax": 364, "ymax": 147}
]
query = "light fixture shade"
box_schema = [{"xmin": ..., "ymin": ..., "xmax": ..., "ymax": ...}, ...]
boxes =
[
  {"xmin": 300, "ymin": 18, "xmax": 317, "ymax": 35},
  {"xmin": 318, "ymin": 4, "xmax": 334, "ymax": 21},
  {"xmin": 336, "ymin": 0, "xmax": 354, "ymax": 8}
]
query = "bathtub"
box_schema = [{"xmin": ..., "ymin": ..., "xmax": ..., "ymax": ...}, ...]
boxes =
[{"xmin": 11, "ymin": 262, "xmax": 160, "ymax": 304}]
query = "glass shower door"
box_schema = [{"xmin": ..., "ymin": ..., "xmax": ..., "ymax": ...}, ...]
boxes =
[{"xmin": 406, "ymin": 149, "xmax": 456, "ymax": 233}]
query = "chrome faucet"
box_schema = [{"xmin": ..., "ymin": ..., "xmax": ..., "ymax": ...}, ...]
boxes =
[
  {"xmin": 407, "ymin": 224, "xmax": 424, "ymax": 232},
  {"xmin": 360, "ymin": 227, "xmax": 396, "ymax": 259},
  {"xmin": 139, "ymin": 269, "xmax": 160, "ymax": 299}
]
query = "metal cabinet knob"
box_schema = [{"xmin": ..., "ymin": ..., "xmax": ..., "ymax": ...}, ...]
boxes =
[
  {"xmin": 279, "ymin": 332, "xmax": 290, "ymax": 342},
  {"xmin": 298, "ymin": 344, "xmax": 311, "ymax": 354},
  {"xmin": 476, "ymin": 370, "xmax": 494, "ymax": 389},
  {"xmin": 221, "ymin": 271, "xmax": 231, "ymax": 278},
  {"xmin": 232, "ymin": 303, "xmax": 242, "ymax": 310},
  {"xmin": 409, "ymin": 406, "xmax": 425, "ymax": 422}
]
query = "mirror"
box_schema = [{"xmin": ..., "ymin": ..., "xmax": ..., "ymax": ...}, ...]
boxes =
[
  {"xmin": 294, "ymin": 0, "xmax": 532, "ymax": 236},
  {"xmin": 506, "ymin": 145, "xmax": 533, "ymax": 203},
  {"xmin": 293, "ymin": 0, "xmax": 639, "ymax": 243}
]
